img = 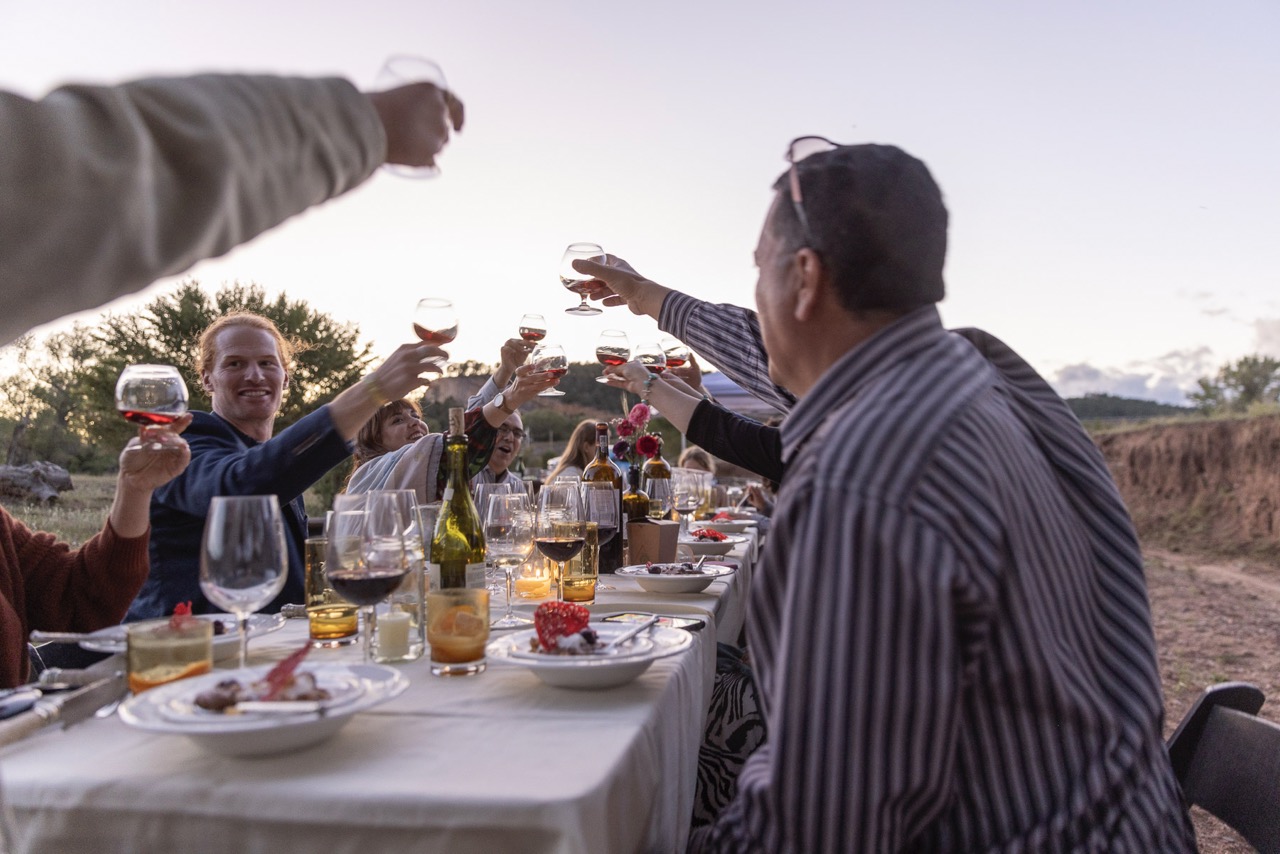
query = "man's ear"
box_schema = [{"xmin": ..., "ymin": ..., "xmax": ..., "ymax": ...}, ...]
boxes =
[
  {"xmin": 792, "ymin": 247, "xmax": 828, "ymax": 322},
  {"xmin": 200, "ymin": 370, "xmax": 214, "ymax": 395}
]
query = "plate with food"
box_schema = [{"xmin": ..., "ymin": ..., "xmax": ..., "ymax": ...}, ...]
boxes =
[
  {"xmin": 487, "ymin": 603, "xmax": 693, "ymax": 689},
  {"xmin": 697, "ymin": 511, "xmax": 756, "ymax": 534},
  {"xmin": 680, "ymin": 529, "xmax": 748, "ymax": 556},
  {"xmin": 119, "ymin": 646, "xmax": 407, "ymax": 757},
  {"xmin": 80, "ymin": 612, "xmax": 286, "ymax": 658},
  {"xmin": 616, "ymin": 561, "xmax": 736, "ymax": 594}
]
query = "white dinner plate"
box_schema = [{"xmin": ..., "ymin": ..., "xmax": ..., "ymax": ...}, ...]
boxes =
[
  {"xmin": 616, "ymin": 562, "xmax": 736, "ymax": 594},
  {"xmin": 678, "ymin": 534, "xmax": 748, "ymax": 557},
  {"xmin": 119, "ymin": 663, "xmax": 407, "ymax": 757},
  {"xmin": 79, "ymin": 613, "xmax": 286, "ymax": 658},
  {"xmin": 697, "ymin": 519, "xmax": 754, "ymax": 534},
  {"xmin": 487, "ymin": 623, "xmax": 694, "ymax": 690}
]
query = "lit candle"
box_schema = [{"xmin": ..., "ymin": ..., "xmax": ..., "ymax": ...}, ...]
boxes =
[{"xmin": 378, "ymin": 611, "xmax": 411, "ymax": 658}]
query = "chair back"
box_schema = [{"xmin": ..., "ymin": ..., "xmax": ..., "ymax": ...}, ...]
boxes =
[{"xmin": 1166, "ymin": 682, "xmax": 1280, "ymax": 853}]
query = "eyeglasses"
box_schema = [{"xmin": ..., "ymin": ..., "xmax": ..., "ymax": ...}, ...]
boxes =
[
  {"xmin": 785, "ymin": 136, "xmax": 839, "ymax": 248},
  {"xmin": 496, "ymin": 425, "xmax": 526, "ymax": 441}
]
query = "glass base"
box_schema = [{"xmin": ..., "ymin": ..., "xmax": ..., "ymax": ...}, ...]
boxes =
[
  {"xmin": 431, "ymin": 659, "xmax": 486, "ymax": 676},
  {"xmin": 565, "ymin": 304, "xmax": 602, "ymax": 316},
  {"xmin": 309, "ymin": 634, "xmax": 359, "ymax": 648},
  {"xmin": 538, "ymin": 389, "xmax": 566, "ymax": 396},
  {"xmin": 594, "ymin": 376, "xmax": 614, "ymax": 384},
  {"xmin": 491, "ymin": 613, "xmax": 533, "ymax": 629}
]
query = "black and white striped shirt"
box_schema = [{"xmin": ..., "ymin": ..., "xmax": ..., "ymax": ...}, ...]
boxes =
[{"xmin": 694, "ymin": 306, "xmax": 1194, "ymax": 852}]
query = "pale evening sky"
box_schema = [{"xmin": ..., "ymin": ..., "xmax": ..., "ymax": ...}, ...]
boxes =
[{"xmin": 4, "ymin": 0, "xmax": 1278, "ymax": 405}]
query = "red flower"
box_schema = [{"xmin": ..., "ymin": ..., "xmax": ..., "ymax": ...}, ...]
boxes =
[
  {"xmin": 616, "ymin": 419, "xmax": 636, "ymax": 438},
  {"xmin": 636, "ymin": 434, "xmax": 660, "ymax": 459}
]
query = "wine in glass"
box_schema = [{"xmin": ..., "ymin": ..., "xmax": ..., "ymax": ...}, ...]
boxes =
[
  {"xmin": 662, "ymin": 337, "xmax": 692, "ymax": 371},
  {"xmin": 581, "ymin": 481, "xmax": 619, "ymax": 592},
  {"xmin": 375, "ymin": 56, "xmax": 453, "ymax": 179},
  {"xmin": 200, "ymin": 495, "xmax": 289, "ymax": 669},
  {"xmin": 633, "ymin": 342, "xmax": 667, "ymax": 375},
  {"xmin": 531, "ymin": 343, "xmax": 568, "ymax": 397},
  {"xmin": 486, "ymin": 493, "xmax": 535, "ymax": 628},
  {"xmin": 116, "ymin": 365, "xmax": 189, "ymax": 448},
  {"xmin": 327, "ymin": 494, "xmax": 410, "ymax": 662},
  {"xmin": 595, "ymin": 329, "xmax": 631, "ymax": 384},
  {"xmin": 536, "ymin": 483, "xmax": 585, "ymax": 601},
  {"xmin": 559, "ymin": 242, "xmax": 605, "ymax": 316},
  {"xmin": 518, "ymin": 313, "xmax": 548, "ymax": 343}
]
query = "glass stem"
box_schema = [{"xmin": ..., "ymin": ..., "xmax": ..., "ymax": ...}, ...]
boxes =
[
  {"xmin": 504, "ymin": 564, "xmax": 515, "ymax": 620},
  {"xmin": 557, "ymin": 562, "xmax": 566, "ymax": 601},
  {"xmin": 363, "ymin": 606, "xmax": 375, "ymax": 663},
  {"xmin": 237, "ymin": 615, "xmax": 250, "ymax": 669}
]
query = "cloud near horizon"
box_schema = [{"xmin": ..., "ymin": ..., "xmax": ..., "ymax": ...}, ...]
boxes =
[{"xmin": 1049, "ymin": 346, "xmax": 1217, "ymax": 405}]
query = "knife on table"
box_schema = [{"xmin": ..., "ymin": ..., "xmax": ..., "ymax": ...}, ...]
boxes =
[{"xmin": 0, "ymin": 672, "xmax": 126, "ymax": 749}]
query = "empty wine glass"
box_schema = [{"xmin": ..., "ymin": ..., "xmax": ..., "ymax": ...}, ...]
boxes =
[
  {"xmin": 518, "ymin": 313, "xmax": 548, "ymax": 343},
  {"xmin": 671, "ymin": 468, "xmax": 705, "ymax": 540},
  {"xmin": 531, "ymin": 343, "xmax": 568, "ymax": 397},
  {"xmin": 200, "ymin": 495, "xmax": 289, "ymax": 669},
  {"xmin": 375, "ymin": 56, "xmax": 453, "ymax": 179},
  {"xmin": 116, "ymin": 365, "xmax": 189, "ymax": 447},
  {"xmin": 633, "ymin": 342, "xmax": 667, "ymax": 375},
  {"xmin": 473, "ymin": 481, "xmax": 516, "ymax": 593},
  {"xmin": 595, "ymin": 329, "xmax": 631, "ymax": 384},
  {"xmin": 559, "ymin": 242, "xmax": 605, "ymax": 316},
  {"xmin": 581, "ymin": 481, "xmax": 619, "ymax": 591},
  {"xmin": 486, "ymin": 493, "xmax": 535, "ymax": 628},
  {"xmin": 536, "ymin": 482, "xmax": 585, "ymax": 600}
]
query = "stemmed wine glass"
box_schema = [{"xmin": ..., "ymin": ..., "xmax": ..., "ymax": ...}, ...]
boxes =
[
  {"xmin": 531, "ymin": 343, "xmax": 568, "ymax": 397},
  {"xmin": 375, "ymin": 56, "xmax": 453, "ymax": 179},
  {"xmin": 327, "ymin": 493, "xmax": 410, "ymax": 663},
  {"xmin": 518, "ymin": 313, "xmax": 547, "ymax": 343},
  {"xmin": 633, "ymin": 343, "xmax": 667, "ymax": 375},
  {"xmin": 595, "ymin": 330, "xmax": 631, "ymax": 384},
  {"xmin": 536, "ymin": 483, "xmax": 585, "ymax": 601},
  {"xmin": 671, "ymin": 468, "xmax": 705, "ymax": 540},
  {"xmin": 116, "ymin": 365, "xmax": 188, "ymax": 447},
  {"xmin": 662, "ymin": 338, "xmax": 691, "ymax": 371},
  {"xmin": 486, "ymin": 493, "xmax": 535, "ymax": 628},
  {"xmin": 581, "ymin": 482, "xmax": 619, "ymax": 591},
  {"xmin": 473, "ymin": 481, "xmax": 516, "ymax": 593},
  {"xmin": 200, "ymin": 495, "xmax": 289, "ymax": 669},
  {"xmin": 559, "ymin": 242, "xmax": 605, "ymax": 316},
  {"xmin": 414, "ymin": 298, "xmax": 458, "ymax": 370}
]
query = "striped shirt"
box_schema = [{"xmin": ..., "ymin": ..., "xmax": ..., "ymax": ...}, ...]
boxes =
[{"xmin": 692, "ymin": 306, "xmax": 1194, "ymax": 853}]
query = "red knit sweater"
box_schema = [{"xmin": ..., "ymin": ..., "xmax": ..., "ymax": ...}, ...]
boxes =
[{"xmin": 0, "ymin": 506, "xmax": 150, "ymax": 688}]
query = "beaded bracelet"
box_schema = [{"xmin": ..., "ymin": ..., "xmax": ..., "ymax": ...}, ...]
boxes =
[
  {"xmin": 641, "ymin": 372, "xmax": 657, "ymax": 404},
  {"xmin": 362, "ymin": 373, "xmax": 391, "ymax": 407}
]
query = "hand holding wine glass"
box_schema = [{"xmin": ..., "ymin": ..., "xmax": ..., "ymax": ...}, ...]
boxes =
[
  {"xmin": 518, "ymin": 313, "xmax": 547, "ymax": 343},
  {"xmin": 662, "ymin": 338, "xmax": 692, "ymax": 371},
  {"xmin": 530, "ymin": 343, "xmax": 568, "ymax": 397},
  {"xmin": 200, "ymin": 495, "xmax": 289, "ymax": 669},
  {"xmin": 560, "ymin": 243, "xmax": 606, "ymax": 316},
  {"xmin": 116, "ymin": 364, "xmax": 189, "ymax": 448},
  {"xmin": 373, "ymin": 55, "xmax": 463, "ymax": 179},
  {"xmin": 633, "ymin": 342, "xmax": 667, "ymax": 375},
  {"xmin": 595, "ymin": 329, "xmax": 631, "ymax": 384},
  {"xmin": 486, "ymin": 493, "xmax": 535, "ymax": 628}
]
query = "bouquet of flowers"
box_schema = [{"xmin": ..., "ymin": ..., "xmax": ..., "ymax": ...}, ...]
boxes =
[{"xmin": 611, "ymin": 403, "xmax": 662, "ymax": 467}]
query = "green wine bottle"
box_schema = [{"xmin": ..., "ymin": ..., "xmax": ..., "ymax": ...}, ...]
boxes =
[{"xmin": 430, "ymin": 408, "xmax": 487, "ymax": 589}]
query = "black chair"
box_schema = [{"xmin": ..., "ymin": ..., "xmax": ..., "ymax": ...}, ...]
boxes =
[{"xmin": 1166, "ymin": 681, "xmax": 1280, "ymax": 854}]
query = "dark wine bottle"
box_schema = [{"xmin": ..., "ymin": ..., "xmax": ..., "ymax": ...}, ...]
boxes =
[
  {"xmin": 581, "ymin": 422, "xmax": 623, "ymax": 573},
  {"xmin": 430, "ymin": 408, "xmax": 487, "ymax": 589},
  {"xmin": 641, "ymin": 438, "xmax": 674, "ymax": 520}
]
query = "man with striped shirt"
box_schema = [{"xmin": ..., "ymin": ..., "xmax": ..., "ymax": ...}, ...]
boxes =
[{"xmin": 679, "ymin": 143, "xmax": 1197, "ymax": 851}]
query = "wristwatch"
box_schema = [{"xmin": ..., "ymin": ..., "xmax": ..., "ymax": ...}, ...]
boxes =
[{"xmin": 492, "ymin": 391, "xmax": 516, "ymax": 415}]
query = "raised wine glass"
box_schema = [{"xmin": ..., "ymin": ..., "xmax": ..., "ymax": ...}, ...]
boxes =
[
  {"xmin": 581, "ymin": 481, "xmax": 619, "ymax": 591},
  {"xmin": 375, "ymin": 56, "xmax": 452, "ymax": 179},
  {"xmin": 531, "ymin": 343, "xmax": 568, "ymax": 397},
  {"xmin": 595, "ymin": 329, "xmax": 631, "ymax": 384},
  {"xmin": 559, "ymin": 242, "xmax": 605, "ymax": 316},
  {"xmin": 633, "ymin": 342, "xmax": 667, "ymax": 375},
  {"xmin": 413, "ymin": 298, "xmax": 458, "ymax": 370},
  {"xmin": 200, "ymin": 495, "xmax": 288, "ymax": 669},
  {"xmin": 662, "ymin": 338, "xmax": 692, "ymax": 371},
  {"xmin": 518, "ymin": 313, "xmax": 548, "ymax": 343},
  {"xmin": 536, "ymin": 482, "xmax": 585, "ymax": 600},
  {"xmin": 116, "ymin": 365, "xmax": 188, "ymax": 447},
  {"xmin": 327, "ymin": 493, "xmax": 410, "ymax": 662},
  {"xmin": 486, "ymin": 493, "xmax": 535, "ymax": 628}
]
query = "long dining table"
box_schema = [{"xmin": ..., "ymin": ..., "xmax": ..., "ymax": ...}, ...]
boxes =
[{"xmin": 1, "ymin": 533, "xmax": 757, "ymax": 854}]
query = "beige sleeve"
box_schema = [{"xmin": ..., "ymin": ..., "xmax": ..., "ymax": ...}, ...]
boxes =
[{"xmin": 0, "ymin": 74, "xmax": 386, "ymax": 345}]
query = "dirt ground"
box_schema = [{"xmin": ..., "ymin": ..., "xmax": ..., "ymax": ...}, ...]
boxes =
[{"xmin": 1146, "ymin": 545, "xmax": 1280, "ymax": 853}]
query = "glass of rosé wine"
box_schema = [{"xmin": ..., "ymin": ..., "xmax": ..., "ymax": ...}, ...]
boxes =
[
  {"xmin": 115, "ymin": 365, "xmax": 188, "ymax": 448},
  {"xmin": 518, "ymin": 313, "xmax": 547, "ymax": 343},
  {"xmin": 413, "ymin": 298, "xmax": 458, "ymax": 369},
  {"xmin": 559, "ymin": 242, "xmax": 605, "ymax": 316},
  {"xmin": 531, "ymin": 343, "xmax": 568, "ymax": 397}
]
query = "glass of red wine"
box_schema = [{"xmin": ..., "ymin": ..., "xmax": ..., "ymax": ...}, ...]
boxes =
[
  {"xmin": 662, "ymin": 337, "xmax": 691, "ymax": 371},
  {"xmin": 326, "ymin": 493, "xmax": 409, "ymax": 663},
  {"xmin": 633, "ymin": 342, "xmax": 667, "ymax": 375},
  {"xmin": 531, "ymin": 343, "xmax": 568, "ymax": 397},
  {"xmin": 595, "ymin": 329, "xmax": 631, "ymax": 384},
  {"xmin": 413, "ymin": 298, "xmax": 458, "ymax": 369},
  {"xmin": 559, "ymin": 242, "xmax": 605, "ymax": 316},
  {"xmin": 536, "ymin": 483, "xmax": 585, "ymax": 601},
  {"xmin": 115, "ymin": 365, "xmax": 188, "ymax": 445},
  {"xmin": 518, "ymin": 313, "xmax": 547, "ymax": 343}
]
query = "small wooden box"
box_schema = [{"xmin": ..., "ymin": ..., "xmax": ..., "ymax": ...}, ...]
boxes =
[{"xmin": 626, "ymin": 519, "xmax": 679, "ymax": 565}]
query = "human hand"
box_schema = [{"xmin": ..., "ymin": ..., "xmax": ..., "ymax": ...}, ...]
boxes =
[
  {"xmin": 573, "ymin": 255, "xmax": 671, "ymax": 319},
  {"xmin": 745, "ymin": 483, "xmax": 773, "ymax": 513},
  {"xmin": 601, "ymin": 360, "xmax": 651, "ymax": 395},
  {"xmin": 119, "ymin": 413, "xmax": 193, "ymax": 492},
  {"xmin": 505, "ymin": 364, "xmax": 562, "ymax": 406},
  {"xmin": 667, "ymin": 351, "xmax": 704, "ymax": 394},
  {"xmin": 495, "ymin": 337, "xmax": 536, "ymax": 386},
  {"xmin": 373, "ymin": 342, "xmax": 447, "ymax": 400},
  {"xmin": 366, "ymin": 83, "xmax": 465, "ymax": 170}
]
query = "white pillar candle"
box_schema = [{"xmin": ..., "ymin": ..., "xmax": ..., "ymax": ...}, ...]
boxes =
[{"xmin": 378, "ymin": 611, "xmax": 411, "ymax": 658}]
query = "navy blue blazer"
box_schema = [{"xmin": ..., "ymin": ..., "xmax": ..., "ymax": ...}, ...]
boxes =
[{"xmin": 127, "ymin": 408, "xmax": 351, "ymax": 621}]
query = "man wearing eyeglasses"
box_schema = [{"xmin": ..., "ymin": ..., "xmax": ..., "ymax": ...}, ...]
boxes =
[
  {"xmin": 471, "ymin": 413, "xmax": 525, "ymax": 488},
  {"xmin": 671, "ymin": 142, "xmax": 1196, "ymax": 852}
]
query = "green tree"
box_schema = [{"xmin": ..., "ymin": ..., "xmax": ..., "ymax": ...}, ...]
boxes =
[{"xmin": 1188, "ymin": 355, "xmax": 1280, "ymax": 414}]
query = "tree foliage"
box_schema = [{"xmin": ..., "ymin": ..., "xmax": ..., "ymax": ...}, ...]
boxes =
[{"xmin": 1187, "ymin": 355, "xmax": 1280, "ymax": 415}]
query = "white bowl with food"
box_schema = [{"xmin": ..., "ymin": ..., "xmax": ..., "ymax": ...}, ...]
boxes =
[
  {"xmin": 487, "ymin": 623, "xmax": 693, "ymax": 690},
  {"xmin": 616, "ymin": 562, "xmax": 736, "ymax": 594}
]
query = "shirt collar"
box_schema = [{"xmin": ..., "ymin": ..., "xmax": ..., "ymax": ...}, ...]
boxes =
[{"xmin": 781, "ymin": 305, "xmax": 948, "ymax": 463}]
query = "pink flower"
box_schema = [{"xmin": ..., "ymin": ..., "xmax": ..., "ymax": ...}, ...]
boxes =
[
  {"xmin": 628, "ymin": 403, "xmax": 651, "ymax": 427},
  {"xmin": 636, "ymin": 434, "xmax": 660, "ymax": 459},
  {"xmin": 616, "ymin": 419, "xmax": 636, "ymax": 438}
]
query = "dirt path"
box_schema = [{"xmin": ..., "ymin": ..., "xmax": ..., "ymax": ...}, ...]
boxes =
[{"xmin": 1146, "ymin": 546, "xmax": 1280, "ymax": 598}]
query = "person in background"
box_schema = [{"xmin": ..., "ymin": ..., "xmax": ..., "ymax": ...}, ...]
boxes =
[
  {"xmin": 684, "ymin": 141, "xmax": 1195, "ymax": 851},
  {"xmin": 677, "ymin": 446, "xmax": 716, "ymax": 475},
  {"xmin": 544, "ymin": 420, "xmax": 598, "ymax": 483},
  {"xmin": 471, "ymin": 411, "xmax": 527, "ymax": 489},
  {"xmin": 130, "ymin": 311, "xmax": 445, "ymax": 619},
  {"xmin": 1, "ymin": 418, "xmax": 192, "ymax": 688},
  {"xmin": 2, "ymin": 69, "xmax": 463, "ymax": 347}
]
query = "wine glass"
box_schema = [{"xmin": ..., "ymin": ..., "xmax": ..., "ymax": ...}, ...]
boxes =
[
  {"xmin": 531, "ymin": 343, "xmax": 568, "ymax": 397},
  {"xmin": 379, "ymin": 489, "xmax": 426, "ymax": 662},
  {"xmin": 375, "ymin": 55, "xmax": 452, "ymax": 179},
  {"xmin": 671, "ymin": 468, "xmax": 705, "ymax": 540},
  {"xmin": 328, "ymin": 493, "xmax": 410, "ymax": 662},
  {"xmin": 662, "ymin": 337, "xmax": 691, "ymax": 371},
  {"xmin": 645, "ymin": 475, "xmax": 674, "ymax": 520},
  {"xmin": 536, "ymin": 482, "xmax": 585, "ymax": 600},
  {"xmin": 116, "ymin": 365, "xmax": 188, "ymax": 447},
  {"xmin": 473, "ymin": 481, "xmax": 516, "ymax": 593},
  {"xmin": 633, "ymin": 342, "xmax": 667, "ymax": 375},
  {"xmin": 559, "ymin": 242, "xmax": 605, "ymax": 316},
  {"xmin": 486, "ymin": 493, "xmax": 535, "ymax": 628},
  {"xmin": 413, "ymin": 298, "xmax": 458, "ymax": 371},
  {"xmin": 200, "ymin": 495, "xmax": 288, "ymax": 669},
  {"xmin": 581, "ymin": 482, "xmax": 619, "ymax": 591},
  {"xmin": 518, "ymin": 313, "xmax": 548, "ymax": 343},
  {"xmin": 595, "ymin": 329, "xmax": 631, "ymax": 384}
]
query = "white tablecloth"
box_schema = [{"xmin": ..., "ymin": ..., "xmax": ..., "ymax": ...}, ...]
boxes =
[{"xmin": 0, "ymin": 531, "xmax": 759, "ymax": 854}]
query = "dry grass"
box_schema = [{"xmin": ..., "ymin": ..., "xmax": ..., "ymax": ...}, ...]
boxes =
[{"xmin": 4, "ymin": 473, "xmax": 118, "ymax": 547}]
